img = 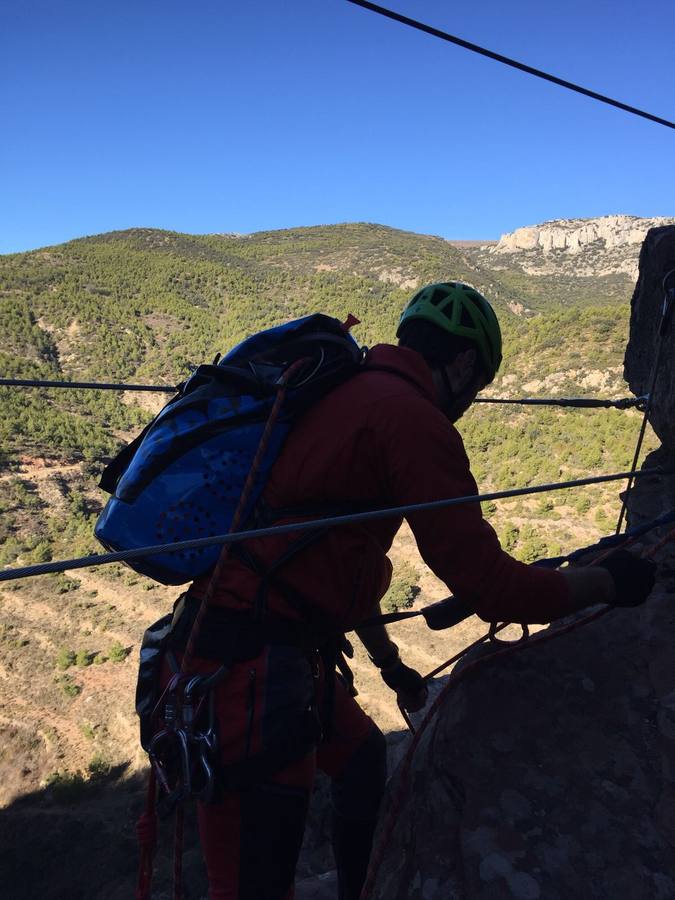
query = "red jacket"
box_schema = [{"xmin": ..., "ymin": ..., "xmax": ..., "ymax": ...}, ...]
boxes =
[{"xmin": 193, "ymin": 344, "xmax": 573, "ymax": 629}]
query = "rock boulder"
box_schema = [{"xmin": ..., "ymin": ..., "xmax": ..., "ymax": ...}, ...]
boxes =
[{"xmin": 624, "ymin": 224, "xmax": 675, "ymax": 456}]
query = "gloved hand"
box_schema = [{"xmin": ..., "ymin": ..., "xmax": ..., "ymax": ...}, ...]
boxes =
[
  {"xmin": 371, "ymin": 644, "xmax": 428, "ymax": 712},
  {"xmin": 596, "ymin": 550, "xmax": 656, "ymax": 607}
]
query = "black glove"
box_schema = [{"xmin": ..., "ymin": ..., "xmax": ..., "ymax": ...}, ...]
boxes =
[
  {"xmin": 380, "ymin": 660, "xmax": 426, "ymax": 694},
  {"xmin": 370, "ymin": 645, "xmax": 425, "ymax": 693},
  {"xmin": 597, "ymin": 550, "xmax": 656, "ymax": 607}
]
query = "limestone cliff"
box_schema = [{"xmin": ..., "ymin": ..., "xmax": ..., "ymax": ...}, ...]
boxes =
[
  {"xmin": 485, "ymin": 215, "xmax": 675, "ymax": 279},
  {"xmin": 368, "ymin": 226, "xmax": 675, "ymax": 900}
]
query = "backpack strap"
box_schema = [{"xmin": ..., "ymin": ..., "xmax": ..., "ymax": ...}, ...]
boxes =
[{"xmin": 99, "ymin": 416, "xmax": 157, "ymax": 493}]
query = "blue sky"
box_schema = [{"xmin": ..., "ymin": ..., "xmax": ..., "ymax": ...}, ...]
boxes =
[{"xmin": 2, "ymin": 0, "xmax": 674, "ymax": 254}]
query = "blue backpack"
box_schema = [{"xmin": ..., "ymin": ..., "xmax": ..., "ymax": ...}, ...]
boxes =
[{"xmin": 95, "ymin": 314, "xmax": 363, "ymax": 584}]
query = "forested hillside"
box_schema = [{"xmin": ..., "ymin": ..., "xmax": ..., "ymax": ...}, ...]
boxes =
[
  {"xmin": 0, "ymin": 222, "xmax": 656, "ymax": 830},
  {"xmin": 0, "ymin": 222, "xmax": 650, "ymax": 567}
]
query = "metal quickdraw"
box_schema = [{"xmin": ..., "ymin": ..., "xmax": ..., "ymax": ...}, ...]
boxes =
[{"xmin": 147, "ymin": 663, "xmax": 227, "ymax": 817}]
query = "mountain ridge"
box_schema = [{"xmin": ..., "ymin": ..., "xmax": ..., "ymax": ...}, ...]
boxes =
[{"xmin": 481, "ymin": 213, "xmax": 675, "ymax": 279}]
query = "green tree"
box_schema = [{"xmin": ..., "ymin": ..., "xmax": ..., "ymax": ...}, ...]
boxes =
[{"xmin": 382, "ymin": 562, "xmax": 421, "ymax": 613}]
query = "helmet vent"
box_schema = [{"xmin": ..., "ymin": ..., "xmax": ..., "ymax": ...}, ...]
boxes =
[
  {"xmin": 429, "ymin": 288, "xmax": 446, "ymax": 306},
  {"xmin": 459, "ymin": 306, "xmax": 474, "ymax": 328}
]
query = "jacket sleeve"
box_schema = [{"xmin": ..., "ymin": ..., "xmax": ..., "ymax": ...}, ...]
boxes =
[{"xmin": 372, "ymin": 390, "xmax": 578, "ymax": 625}]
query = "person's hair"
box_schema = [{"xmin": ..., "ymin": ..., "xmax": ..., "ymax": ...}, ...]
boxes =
[{"xmin": 398, "ymin": 319, "xmax": 486, "ymax": 377}]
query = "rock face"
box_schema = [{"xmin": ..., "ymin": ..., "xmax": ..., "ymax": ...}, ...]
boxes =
[
  {"xmin": 368, "ymin": 227, "xmax": 675, "ymax": 900},
  {"xmin": 486, "ymin": 215, "xmax": 675, "ymax": 279},
  {"xmin": 624, "ymin": 225, "xmax": 675, "ymax": 455}
]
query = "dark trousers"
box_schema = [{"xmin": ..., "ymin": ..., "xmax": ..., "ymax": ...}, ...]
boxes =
[{"xmin": 192, "ymin": 646, "xmax": 387, "ymax": 899}]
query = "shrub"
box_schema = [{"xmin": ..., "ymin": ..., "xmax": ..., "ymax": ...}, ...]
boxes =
[
  {"xmin": 23, "ymin": 540, "xmax": 52, "ymax": 563},
  {"xmin": 500, "ymin": 523, "xmax": 520, "ymax": 554},
  {"xmin": 108, "ymin": 641, "xmax": 129, "ymax": 663},
  {"xmin": 0, "ymin": 623, "xmax": 29, "ymax": 650},
  {"xmin": 56, "ymin": 648, "xmax": 76, "ymax": 670},
  {"xmin": 58, "ymin": 675, "xmax": 81, "ymax": 698},
  {"xmin": 0, "ymin": 537, "xmax": 21, "ymax": 566},
  {"xmin": 537, "ymin": 498, "xmax": 555, "ymax": 516},
  {"xmin": 45, "ymin": 770, "xmax": 86, "ymax": 803},
  {"xmin": 516, "ymin": 537, "xmax": 549, "ymax": 564},
  {"xmin": 573, "ymin": 495, "xmax": 592, "ymax": 514},
  {"xmin": 382, "ymin": 562, "xmax": 421, "ymax": 613},
  {"xmin": 76, "ymin": 649, "xmax": 93, "ymax": 667},
  {"xmin": 55, "ymin": 574, "xmax": 81, "ymax": 594},
  {"xmin": 87, "ymin": 753, "xmax": 111, "ymax": 780}
]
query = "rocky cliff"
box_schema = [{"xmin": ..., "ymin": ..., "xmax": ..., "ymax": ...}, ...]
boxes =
[
  {"xmin": 484, "ymin": 215, "xmax": 675, "ymax": 279},
  {"xmin": 367, "ymin": 225, "xmax": 675, "ymax": 900},
  {"xmin": 624, "ymin": 226, "xmax": 675, "ymax": 454}
]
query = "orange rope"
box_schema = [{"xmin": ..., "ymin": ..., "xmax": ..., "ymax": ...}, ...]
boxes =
[
  {"xmin": 170, "ymin": 361, "xmax": 305, "ymax": 900},
  {"xmin": 136, "ymin": 360, "xmax": 307, "ymax": 900},
  {"xmin": 180, "ymin": 361, "xmax": 305, "ymax": 675}
]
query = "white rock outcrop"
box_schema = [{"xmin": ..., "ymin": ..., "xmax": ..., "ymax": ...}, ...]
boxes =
[{"xmin": 489, "ymin": 215, "xmax": 675, "ymax": 278}]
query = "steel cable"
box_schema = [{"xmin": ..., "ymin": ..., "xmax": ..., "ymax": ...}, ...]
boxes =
[
  {"xmin": 346, "ymin": 0, "xmax": 675, "ymax": 130},
  {"xmin": 0, "ymin": 377, "xmax": 649, "ymax": 412},
  {"xmin": 0, "ymin": 377, "xmax": 177, "ymax": 392},
  {"xmin": 0, "ymin": 468, "xmax": 664, "ymax": 582}
]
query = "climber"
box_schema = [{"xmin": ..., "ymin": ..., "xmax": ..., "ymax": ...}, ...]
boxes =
[{"xmin": 165, "ymin": 281, "xmax": 655, "ymax": 900}]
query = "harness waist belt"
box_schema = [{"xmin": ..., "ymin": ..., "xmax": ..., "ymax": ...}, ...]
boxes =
[{"xmin": 170, "ymin": 594, "xmax": 331, "ymax": 663}]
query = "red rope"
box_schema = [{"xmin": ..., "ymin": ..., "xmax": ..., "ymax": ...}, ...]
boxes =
[
  {"xmin": 643, "ymin": 523, "xmax": 675, "ymax": 559},
  {"xmin": 179, "ymin": 361, "xmax": 304, "ymax": 675},
  {"xmin": 135, "ymin": 767, "xmax": 158, "ymax": 900},
  {"xmin": 422, "ymin": 622, "xmax": 509, "ymax": 683},
  {"xmin": 169, "ymin": 360, "xmax": 307, "ymax": 900}
]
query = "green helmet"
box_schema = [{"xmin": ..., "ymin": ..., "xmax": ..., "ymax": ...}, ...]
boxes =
[{"xmin": 397, "ymin": 281, "xmax": 502, "ymax": 381}]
